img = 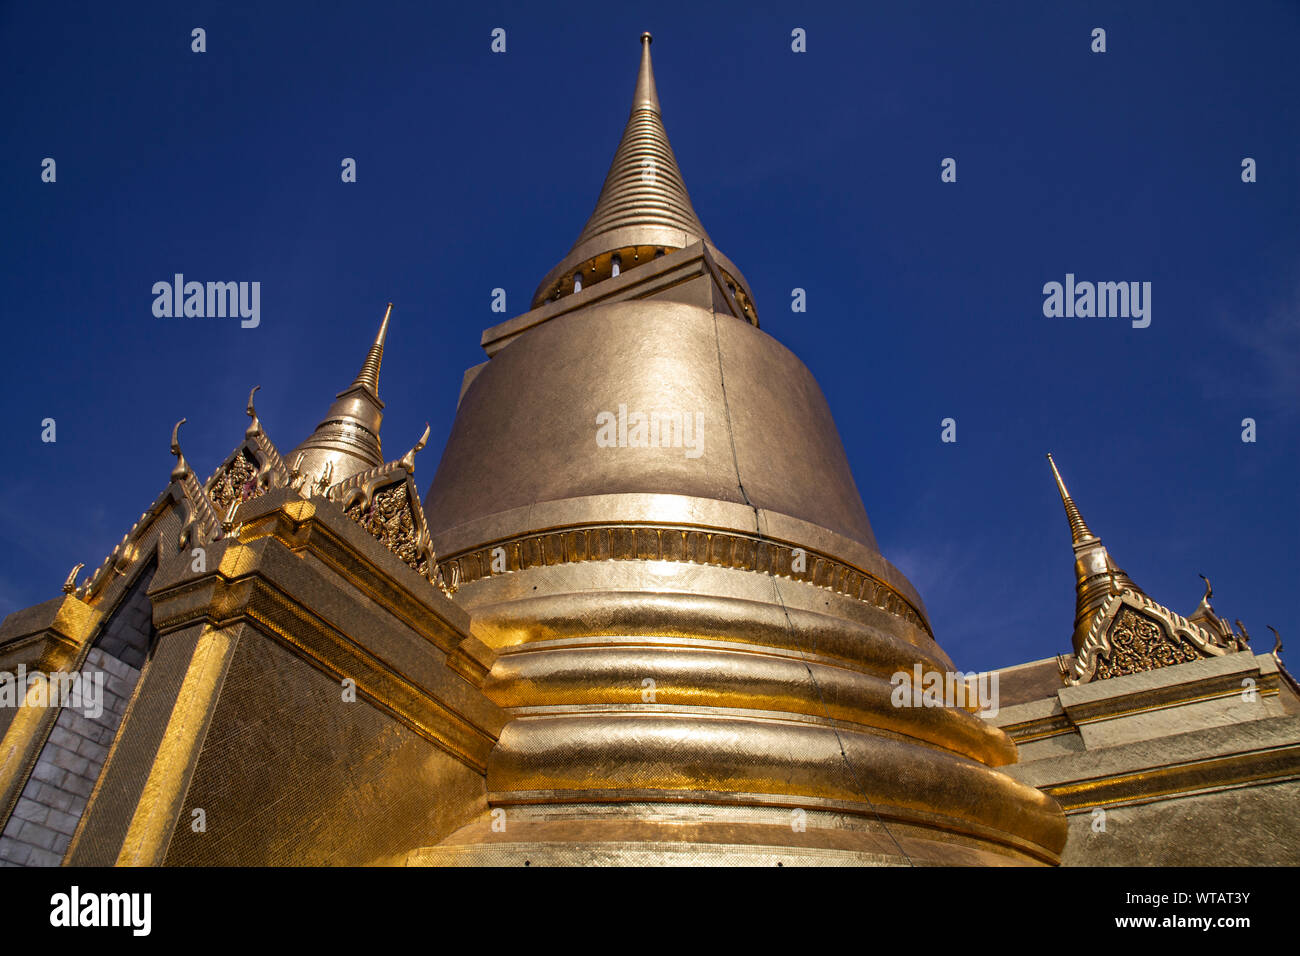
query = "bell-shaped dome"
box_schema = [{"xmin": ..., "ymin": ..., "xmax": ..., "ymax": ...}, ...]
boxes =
[{"xmin": 414, "ymin": 36, "xmax": 1065, "ymax": 867}]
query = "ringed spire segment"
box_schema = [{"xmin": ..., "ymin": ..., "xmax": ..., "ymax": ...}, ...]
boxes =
[
  {"xmin": 1047, "ymin": 453, "xmax": 1097, "ymax": 545},
  {"xmin": 350, "ymin": 302, "xmax": 392, "ymax": 396},
  {"xmin": 530, "ymin": 34, "xmax": 755, "ymax": 318}
]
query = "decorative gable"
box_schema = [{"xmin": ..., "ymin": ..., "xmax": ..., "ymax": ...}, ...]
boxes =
[
  {"xmin": 343, "ymin": 478, "xmax": 432, "ymax": 578},
  {"xmin": 1063, "ymin": 589, "xmax": 1242, "ymax": 685}
]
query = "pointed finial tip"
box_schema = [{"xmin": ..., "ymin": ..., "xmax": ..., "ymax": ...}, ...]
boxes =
[{"xmin": 641, "ymin": 31, "xmax": 652, "ymax": 44}]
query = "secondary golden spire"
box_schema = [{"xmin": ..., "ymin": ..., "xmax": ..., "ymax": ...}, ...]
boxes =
[
  {"xmin": 286, "ymin": 304, "xmax": 393, "ymax": 484},
  {"xmin": 1046, "ymin": 454, "xmax": 1142, "ymax": 656}
]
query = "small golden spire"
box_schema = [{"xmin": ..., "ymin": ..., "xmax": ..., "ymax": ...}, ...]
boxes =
[
  {"xmin": 285, "ymin": 305, "xmax": 393, "ymax": 486},
  {"xmin": 1046, "ymin": 453, "xmax": 1097, "ymax": 545},
  {"xmin": 350, "ymin": 303, "xmax": 393, "ymax": 396},
  {"xmin": 1046, "ymin": 453, "xmax": 1143, "ymax": 661}
]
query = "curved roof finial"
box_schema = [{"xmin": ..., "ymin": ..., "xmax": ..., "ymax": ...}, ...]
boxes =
[
  {"xmin": 170, "ymin": 418, "xmax": 191, "ymax": 481},
  {"xmin": 245, "ymin": 385, "xmax": 263, "ymax": 438},
  {"xmin": 399, "ymin": 422, "xmax": 432, "ymax": 473},
  {"xmin": 62, "ymin": 563, "xmax": 84, "ymax": 594}
]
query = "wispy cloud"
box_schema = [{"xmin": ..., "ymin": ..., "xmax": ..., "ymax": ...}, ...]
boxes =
[
  {"xmin": 1207, "ymin": 278, "xmax": 1300, "ymax": 418},
  {"xmin": 888, "ymin": 535, "xmax": 1063, "ymax": 673}
]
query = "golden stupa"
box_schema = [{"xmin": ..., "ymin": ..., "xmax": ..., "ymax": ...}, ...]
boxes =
[
  {"xmin": 410, "ymin": 33, "xmax": 1065, "ymax": 865},
  {"xmin": 3, "ymin": 35, "xmax": 1295, "ymax": 871}
]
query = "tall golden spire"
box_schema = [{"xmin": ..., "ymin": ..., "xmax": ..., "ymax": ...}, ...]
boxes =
[
  {"xmin": 1046, "ymin": 454, "xmax": 1143, "ymax": 656},
  {"xmin": 287, "ymin": 305, "xmax": 393, "ymax": 485},
  {"xmin": 531, "ymin": 33, "xmax": 752, "ymax": 310},
  {"xmin": 568, "ymin": 33, "xmax": 710, "ymax": 252},
  {"xmin": 349, "ymin": 302, "xmax": 392, "ymax": 395}
]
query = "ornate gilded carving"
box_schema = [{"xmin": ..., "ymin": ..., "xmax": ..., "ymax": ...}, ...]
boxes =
[
  {"xmin": 202, "ymin": 387, "xmax": 292, "ymax": 526},
  {"xmin": 320, "ymin": 423, "xmax": 444, "ymax": 590},
  {"xmin": 345, "ymin": 482, "xmax": 430, "ymax": 577},
  {"xmin": 1095, "ymin": 607, "xmax": 1201, "ymax": 680},
  {"xmin": 1065, "ymin": 589, "xmax": 1240, "ymax": 685},
  {"xmin": 207, "ymin": 450, "xmax": 259, "ymax": 513}
]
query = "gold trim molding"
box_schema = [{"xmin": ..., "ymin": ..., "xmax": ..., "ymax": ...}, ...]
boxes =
[
  {"xmin": 1046, "ymin": 744, "xmax": 1300, "ymax": 811},
  {"xmin": 437, "ymin": 523, "xmax": 932, "ymax": 637}
]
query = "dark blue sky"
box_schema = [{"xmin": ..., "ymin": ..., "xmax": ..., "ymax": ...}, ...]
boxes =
[{"xmin": 2, "ymin": 1, "xmax": 1296, "ymax": 671}]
